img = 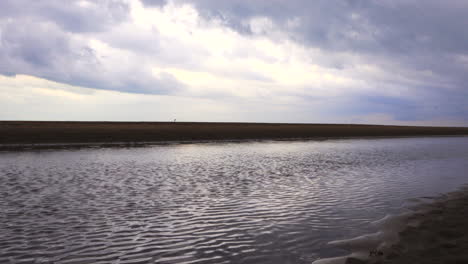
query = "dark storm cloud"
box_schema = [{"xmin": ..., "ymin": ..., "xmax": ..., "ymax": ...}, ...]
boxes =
[
  {"xmin": 166, "ymin": 0, "xmax": 468, "ymax": 68},
  {"xmin": 166, "ymin": 0, "xmax": 468, "ymax": 54},
  {"xmin": 0, "ymin": 0, "xmax": 183, "ymax": 95},
  {"xmin": 0, "ymin": 0, "xmax": 129, "ymax": 32}
]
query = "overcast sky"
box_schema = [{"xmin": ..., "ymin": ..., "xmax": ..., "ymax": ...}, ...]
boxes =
[{"xmin": 1, "ymin": 0, "xmax": 467, "ymax": 125}]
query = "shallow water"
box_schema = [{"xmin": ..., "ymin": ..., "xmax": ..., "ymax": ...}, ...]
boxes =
[{"xmin": 1, "ymin": 137, "xmax": 468, "ymax": 264}]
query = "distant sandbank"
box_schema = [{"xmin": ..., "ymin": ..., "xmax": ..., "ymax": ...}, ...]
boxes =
[{"xmin": 1, "ymin": 121, "xmax": 468, "ymax": 149}]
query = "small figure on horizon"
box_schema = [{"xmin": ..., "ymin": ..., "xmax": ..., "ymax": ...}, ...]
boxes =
[{"xmin": 173, "ymin": 119, "xmax": 176, "ymax": 122}]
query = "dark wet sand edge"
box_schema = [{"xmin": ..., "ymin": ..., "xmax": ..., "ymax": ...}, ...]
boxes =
[
  {"xmin": 355, "ymin": 186, "xmax": 468, "ymax": 264},
  {"xmin": 1, "ymin": 121, "xmax": 468, "ymax": 150}
]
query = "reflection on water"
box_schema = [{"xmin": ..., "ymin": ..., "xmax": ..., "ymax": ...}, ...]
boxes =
[{"xmin": 1, "ymin": 137, "xmax": 468, "ymax": 263}]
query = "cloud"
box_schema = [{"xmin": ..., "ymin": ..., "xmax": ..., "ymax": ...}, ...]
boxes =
[
  {"xmin": 0, "ymin": 0, "xmax": 467, "ymax": 124},
  {"xmin": 163, "ymin": 0, "xmax": 468, "ymax": 85},
  {"xmin": 0, "ymin": 0, "xmax": 129, "ymax": 32},
  {"xmin": 149, "ymin": 0, "xmax": 468, "ymax": 123},
  {"xmin": 0, "ymin": 1, "xmax": 183, "ymax": 95},
  {"xmin": 140, "ymin": 0, "xmax": 167, "ymax": 7}
]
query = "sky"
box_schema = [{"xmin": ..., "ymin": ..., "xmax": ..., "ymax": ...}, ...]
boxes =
[{"xmin": 1, "ymin": 0, "xmax": 468, "ymax": 126}]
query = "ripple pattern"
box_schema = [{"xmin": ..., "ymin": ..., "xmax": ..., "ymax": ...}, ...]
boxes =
[{"xmin": 1, "ymin": 137, "xmax": 468, "ymax": 263}]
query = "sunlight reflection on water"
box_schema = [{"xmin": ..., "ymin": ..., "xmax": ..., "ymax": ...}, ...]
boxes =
[{"xmin": 1, "ymin": 137, "xmax": 468, "ymax": 263}]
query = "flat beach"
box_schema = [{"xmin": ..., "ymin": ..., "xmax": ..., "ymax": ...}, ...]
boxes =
[{"xmin": 1, "ymin": 121, "xmax": 468, "ymax": 148}]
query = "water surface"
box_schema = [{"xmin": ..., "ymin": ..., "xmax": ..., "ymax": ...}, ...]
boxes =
[{"xmin": 1, "ymin": 137, "xmax": 468, "ymax": 263}]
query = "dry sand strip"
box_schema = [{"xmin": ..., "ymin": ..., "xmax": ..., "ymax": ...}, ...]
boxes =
[
  {"xmin": 1, "ymin": 121, "xmax": 468, "ymax": 148},
  {"xmin": 345, "ymin": 188, "xmax": 468, "ymax": 264}
]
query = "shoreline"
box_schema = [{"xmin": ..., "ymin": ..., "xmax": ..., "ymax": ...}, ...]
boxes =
[
  {"xmin": 1, "ymin": 135, "xmax": 467, "ymax": 151},
  {"xmin": 315, "ymin": 186, "xmax": 468, "ymax": 264},
  {"xmin": 373, "ymin": 186, "xmax": 468, "ymax": 264},
  {"xmin": 1, "ymin": 121, "xmax": 468, "ymax": 150}
]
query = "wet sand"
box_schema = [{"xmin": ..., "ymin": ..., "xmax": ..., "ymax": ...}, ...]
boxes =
[
  {"xmin": 343, "ymin": 187, "xmax": 468, "ymax": 264},
  {"xmin": 1, "ymin": 121, "xmax": 468, "ymax": 148},
  {"xmin": 375, "ymin": 188, "xmax": 468, "ymax": 264}
]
